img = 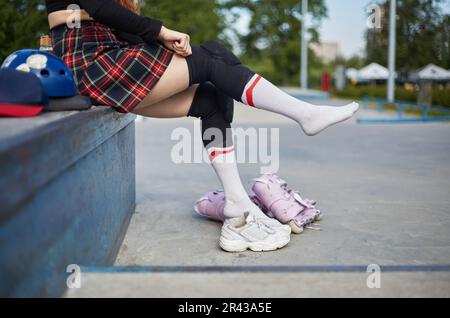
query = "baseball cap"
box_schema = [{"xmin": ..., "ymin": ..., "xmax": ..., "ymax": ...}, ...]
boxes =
[{"xmin": 0, "ymin": 68, "xmax": 48, "ymax": 117}]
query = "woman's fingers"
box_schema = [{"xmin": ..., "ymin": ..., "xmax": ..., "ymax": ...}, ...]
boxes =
[
  {"xmin": 183, "ymin": 35, "xmax": 190, "ymax": 51},
  {"xmin": 176, "ymin": 35, "xmax": 188, "ymax": 51},
  {"xmin": 161, "ymin": 29, "xmax": 191, "ymax": 56},
  {"xmin": 173, "ymin": 36, "xmax": 190, "ymax": 56}
]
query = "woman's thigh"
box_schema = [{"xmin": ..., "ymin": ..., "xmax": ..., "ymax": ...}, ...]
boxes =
[
  {"xmin": 134, "ymin": 53, "xmax": 190, "ymax": 110},
  {"xmin": 133, "ymin": 84, "xmax": 199, "ymax": 118}
]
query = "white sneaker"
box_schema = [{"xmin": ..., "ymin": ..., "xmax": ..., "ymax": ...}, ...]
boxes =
[
  {"xmin": 256, "ymin": 216, "xmax": 292, "ymax": 236},
  {"xmin": 225, "ymin": 197, "xmax": 292, "ymax": 236},
  {"xmin": 219, "ymin": 213, "xmax": 290, "ymax": 252}
]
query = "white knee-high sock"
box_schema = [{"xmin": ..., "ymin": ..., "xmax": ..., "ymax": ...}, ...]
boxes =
[
  {"xmin": 208, "ymin": 145, "xmax": 270, "ymax": 220},
  {"xmin": 241, "ymin": 75, "xmax": 359, "ymax": 136}
]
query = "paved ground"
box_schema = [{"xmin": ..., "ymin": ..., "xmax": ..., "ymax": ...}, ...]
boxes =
[
  {"xmin": 116, "ymin": 100, "xmax": 450, "ymax": 266},
  {"xmin": 68, "ymin": 98, "xmax": 450, "ymax": 297},
  {"xmin": 66, "ymin": 271, "xmax": 450, "ymax": 298}
]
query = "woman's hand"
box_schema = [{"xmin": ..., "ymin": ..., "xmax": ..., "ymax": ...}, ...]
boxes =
[{"xmin": 158, "ymin": 26, "xmax": 192, "ymax": 57}]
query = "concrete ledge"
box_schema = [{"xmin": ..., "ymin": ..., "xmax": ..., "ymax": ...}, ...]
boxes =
[{"xmin": 0, "ymin": 107, "xmax": 136, "ymax": 297}]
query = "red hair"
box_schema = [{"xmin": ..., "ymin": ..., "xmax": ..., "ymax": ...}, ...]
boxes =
[{"xmin": 117, "ymin": 0, "xmax": 141, "ymax": 14}]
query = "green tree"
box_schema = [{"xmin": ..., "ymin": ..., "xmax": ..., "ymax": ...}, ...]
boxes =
[
  {"xmin": 0, "ymin": 0, "xmax": 47, "ymax": 62},
  {"xmin": 142, "ymin": 0, "xmax": 229, "ymax": 45},
  {"xmin": 365, "ymin": 0, "xmax": 450, "ymax": 72},
  {"xmin": 0, "ymin": 0, "xmax": 229, "ymax": 63},
  {"xmin": 334, "ymin": 54, "xmax": 366, "ymax": 70},
  {"xmin": 222, "ymin": 0, "xmax": 327, "ymax": 86}
]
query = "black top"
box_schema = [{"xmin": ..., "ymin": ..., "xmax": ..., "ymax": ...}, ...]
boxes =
[{"xmin": 45, "ymin": 0, "xmax": 162, "ymax": 44}]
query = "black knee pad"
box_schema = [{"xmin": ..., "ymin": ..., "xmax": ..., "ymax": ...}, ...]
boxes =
[
  {"xmin": 200, "ymin": 40, "xmax": 241, "ymax": 66},
  {"xmin": 188, "ymin": 82, "xmax": 234, "ymax": 123},
  {"xmin": 188, "ymin": 82, "xmax": 233, "ymax": 148},
  {"xmin": 186, "ymin": 41, "xmax": 255, "ymax": 101},
  {"xmin": 214, "ymin": 87, "xmax": 234, "ymax": 123}
]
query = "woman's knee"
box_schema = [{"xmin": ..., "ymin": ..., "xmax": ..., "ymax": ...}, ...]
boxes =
[
  {"xmin": 186, "ymin": 41, "xmax": 242, "ymax": 83},
  {"xmin": 186, "ymin": 41, "xmax": 254, "ymax": 101}
]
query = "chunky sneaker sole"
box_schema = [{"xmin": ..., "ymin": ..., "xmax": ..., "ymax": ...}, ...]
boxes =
[{"xmin": 219, "ymin": 235, "xmax": 290, "ymax": 252}]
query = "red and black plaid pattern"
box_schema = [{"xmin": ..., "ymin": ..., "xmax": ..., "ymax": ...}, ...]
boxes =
[{"xmin": 51, "ymin": 21, "xmax": 173, "ymax": 113}]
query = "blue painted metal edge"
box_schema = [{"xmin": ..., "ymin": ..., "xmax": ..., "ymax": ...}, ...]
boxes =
[
  {"xmin": 361, "ymin": 96, "xmax": 450, "ymax": 115},
  {"xmin": 0, "ymin": 107, "xmax": 136, "ymax": 220},
  {"xmin": 80, "ymin": 264, "xmax": 450, "ymax": 274},
  {"xmin": 0, "ymin": 123, "xmax": 136, "ymax": 297},
  {"xmin": 357, "ymin": 116, "xmax": 450, "ymax": 124}
]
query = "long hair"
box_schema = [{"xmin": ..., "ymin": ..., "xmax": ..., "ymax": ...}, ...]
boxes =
[{"xmin": 117, "ymin": 0, "xmax": 141, "ymax": 14}]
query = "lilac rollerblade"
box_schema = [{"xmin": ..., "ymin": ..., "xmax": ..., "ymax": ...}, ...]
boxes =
[
  {"xmin": 194, "ymin": 190, "xmax": 226, "ymax": 222},
  {"xmin": 194, "ymin": 190, "xmax": 270, "ymax": 222},
  {"xmin": 251, "ymin": 174, "xmax": 322, "ymax": 234},
  {"xmin": 194, "ymin": 175, "xmax": 322, "ymax": 234}
]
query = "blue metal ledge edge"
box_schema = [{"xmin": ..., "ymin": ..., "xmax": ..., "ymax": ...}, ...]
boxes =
[
  {"xmin": 80, "ymin": 264, "xmax": 450, "ymax": 274},
  {"xmin": 0, "ymin": 107, "xmax": 136, "ymax": 297},
  {"xmin": 0, "ymin": 107, "xmax": 136, "ymax": 219}
]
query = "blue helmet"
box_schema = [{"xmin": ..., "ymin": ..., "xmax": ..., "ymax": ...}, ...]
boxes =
[{"xmin": 1, "ymin": 49, "xmax": 77, "ymax": 98}]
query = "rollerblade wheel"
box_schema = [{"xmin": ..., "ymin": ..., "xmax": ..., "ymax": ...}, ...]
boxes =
[
  {"xmin": 289, "ymin": 220, "xmax": 304, "ymax": 234},
  {"xmin": 315, "ymin": 213, "xmax": 323, "ymax": 222}
]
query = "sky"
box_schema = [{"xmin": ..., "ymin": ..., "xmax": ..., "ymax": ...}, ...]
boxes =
[
  {"xmin": 319, "ymin": 0, "xmax": 370, "ymax": 58},
  {"xmin": 320, "ymin": 0, "xmax": 450, "ymax": 58},
  {"xmin": 232, "ymin": 0, "xmax": 370, "ymax": 58},
  {"xmin": 234, "ymin": 0, "xmax": 450, "ymax": 59}
]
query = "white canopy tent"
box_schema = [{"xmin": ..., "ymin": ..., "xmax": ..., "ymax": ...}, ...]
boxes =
[
  {"xmin": 357, "ymin": 63, "xmax": 392, "ymax": 81},
  {"xmin": 345, "ymin": 63, "xmax": 396, "ymax": 83},
  {"xmin": 345, "ymin": 68, "xmax": 359, "ymax": 81},
  {"xmin": 411, "ymin": 64, "xmax": 450, "ymax": 81}
]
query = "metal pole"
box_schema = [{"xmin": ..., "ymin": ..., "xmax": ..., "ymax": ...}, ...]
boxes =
[
  {"xmin": 301, "ymin": 0, "xmax": 308, "ymax": 89},
  {"xmin": 387, "ymin": 0, "xmax": 396, "ymax": 102}
]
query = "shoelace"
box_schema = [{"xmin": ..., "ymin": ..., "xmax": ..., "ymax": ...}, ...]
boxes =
[
  {"xmin": 277, "ymin": 176, "xmax": 322, "ymax": 230},
  {"xmin": 274, "ymin": 175, "xmax": 312, "ymax": 207},
  {"xmin": 256, "ymin": 217, "xmax": 283, "ymax": 231},
  {"xmin": 248, "ymin": 216, "xmax": 276, "ymax": 235}
]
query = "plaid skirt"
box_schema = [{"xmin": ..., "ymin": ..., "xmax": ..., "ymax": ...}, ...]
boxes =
[{"xmin": 51, "ymin": 21, "xmax": 173, "ymax": 113}]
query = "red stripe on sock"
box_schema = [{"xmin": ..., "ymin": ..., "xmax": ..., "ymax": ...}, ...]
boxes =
[
  {"xmin": 245, "ymin": 75, "xmax": 262, "ymax": 107},
  {"xmin": 209, "ymin": 148, "xmax": 235, "ymax": 161}
]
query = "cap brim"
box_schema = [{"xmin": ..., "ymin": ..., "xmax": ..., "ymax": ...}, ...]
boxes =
[{"xmin": 0, "ymin": 104, "xmax": 44, "ymax": 117}]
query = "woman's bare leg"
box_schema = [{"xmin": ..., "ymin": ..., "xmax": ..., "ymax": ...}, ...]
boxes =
[
  {"xmin": 133, "ymin": 85, "xmax": 199, "ymax": 118},
  {"xmin": 134, "ymin": 54, "xmax": 191, "ymax": 110}
]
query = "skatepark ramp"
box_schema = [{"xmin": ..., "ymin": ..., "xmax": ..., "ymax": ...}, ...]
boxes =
[{"xmin": 0, "ymin": 108, "xmax": 136, "ymax": 297}]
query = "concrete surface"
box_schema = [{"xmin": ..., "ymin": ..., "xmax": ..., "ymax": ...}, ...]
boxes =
[
  {"xmin": 64, "ymin": 271, "xmax": 450, "ymax": 298},
  {"xmin": 66, "ymin": 98, "xmax": 450, "ymax": 298},
  {"xmin": 116, "ymin": 100, "xmax": 450, "ymax": 267}
]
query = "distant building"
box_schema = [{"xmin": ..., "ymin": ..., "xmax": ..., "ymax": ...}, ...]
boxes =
[{"xmin": 309, "ymin": 42, "xmax": 339, "ymax": 64}]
